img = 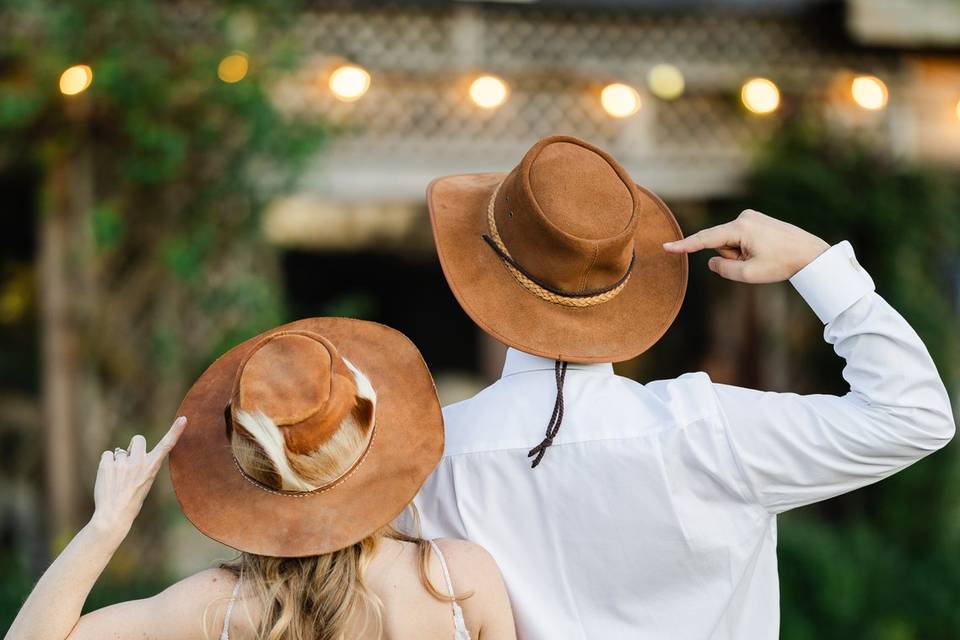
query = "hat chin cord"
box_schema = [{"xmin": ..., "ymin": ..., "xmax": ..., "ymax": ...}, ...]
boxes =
[{"xmin": 527, "ymin": 360, "xmax": 569, "ymax": 468}]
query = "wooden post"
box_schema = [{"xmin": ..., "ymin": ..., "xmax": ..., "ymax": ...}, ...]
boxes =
[{"xmin": 39, "ymin": 154, "xmax": 80, "ymax": 543}]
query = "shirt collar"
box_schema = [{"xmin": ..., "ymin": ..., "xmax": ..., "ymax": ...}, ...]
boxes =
[{"xmin": 500, "ymin": 347, "xmax": 615, "ymax": 378}]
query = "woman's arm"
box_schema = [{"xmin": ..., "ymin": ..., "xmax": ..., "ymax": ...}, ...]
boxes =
[
  {"xmin": 66, "ymin": 568, "xmax": 237, "ymax": 640},
  {"xmin": 5, "ymin": 417, "xmax": 188, "ymax": 640}
]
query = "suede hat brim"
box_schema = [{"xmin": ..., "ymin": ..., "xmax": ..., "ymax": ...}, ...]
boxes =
[
  {"xmin": 428, "ymin": 172, "xmax": 687, "ymax": 363},
  {"xmin": 169, "ymin": 317, "xmax": 443, "ymax": 557}
]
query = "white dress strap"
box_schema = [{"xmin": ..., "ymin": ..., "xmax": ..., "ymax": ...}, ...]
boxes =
[
  {"xmin": 429, "ymin": 540, "xmax": 471, "ymax": 640},
  {"xmin": 219, "ymin": 578, "xmax": 242, "ymax": 640}
]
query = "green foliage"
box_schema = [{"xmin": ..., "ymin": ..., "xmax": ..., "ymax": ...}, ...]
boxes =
[
  {"xmin": 0, "ymin": 551, "xmax": 35, "ymax": 630},
  {"xmin": 739, "ymin": 121, "xmax": 960, "ymax": 639},
  {"xmin": 0, "ymin": 549, "xmax": 174, "ymax": 629},
  {"xmin": 779, "ymin": 514, "xmax": 960, "ymax": 640},
  {"xmin": 321, "ymin": 292, "xmax": 379, "ymax": 320},
  {"xmin": 0, "ymin": 0, "xmax": 326, "ymax": 376},
  {"xmin": 90, "ymin": 203, "xmax": 123, "ymax": 249},
  {"xmin": 743, "ymin": 123, "xmax": 960, "ymax": 390},
  {"xmin": 0, "ymin": 0, "xmax": 327, "ymax": 603}
]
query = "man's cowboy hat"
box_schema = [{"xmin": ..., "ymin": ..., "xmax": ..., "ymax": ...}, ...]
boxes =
[
  {"xmin": 169, "ymin": 317, "xmax": 443, "ymax": 557},
  {"xmin": 428, "ymin": 135, "xmax": 687, "ymax": 363}
]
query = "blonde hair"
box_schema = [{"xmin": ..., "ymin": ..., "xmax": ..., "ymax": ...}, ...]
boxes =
[{"xmin": 222, "ymin": 362, "xmax": 460, "ymax": 639}]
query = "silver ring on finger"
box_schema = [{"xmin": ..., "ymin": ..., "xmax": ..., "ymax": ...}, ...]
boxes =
[{"xmin": 113, "ymin": 447, "xmax": 129, "ymax": 460}]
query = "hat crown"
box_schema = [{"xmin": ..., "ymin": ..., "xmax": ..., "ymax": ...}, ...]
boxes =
[
  {"xmin": 494, "ymin": 136, "xmax": 640, "ymax": 294},
  {"xmin": 233, "ymin": 331, "xmax": 360, "ymax": 455},
  {"xmin": 527, "ymin": 140, "xmax": 634, "ymax": 239}
]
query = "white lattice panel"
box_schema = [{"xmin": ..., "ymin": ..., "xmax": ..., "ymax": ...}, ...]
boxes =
[{"xmin": 278, "ymin": 2, "xmax": 903, "ymax": 200}]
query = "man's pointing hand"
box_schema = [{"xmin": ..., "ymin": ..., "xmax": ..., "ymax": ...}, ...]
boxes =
[{"xmin": 663, "ymin": 209, "xmax": 830, "ymax": 283}]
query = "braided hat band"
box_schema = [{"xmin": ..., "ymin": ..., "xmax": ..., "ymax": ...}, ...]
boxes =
[{"xmin": 480, "ymin": 181, "xmax": 635, "ymax": 308}]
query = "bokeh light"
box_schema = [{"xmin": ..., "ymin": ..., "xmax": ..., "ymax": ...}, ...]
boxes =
[
  {"xmin": 469, "ymin": 75, "xmax": 509, "ymax": 109},
  {"xmin": 851, "ymin": 75, "xmax": 888, "ymax": 110},
  {"xmin": 59, "ymin": 64, "xmax": 93, "ymax": 96},
  {"xmin": 217, "ymin": 52, "xmax": 249, "ymax": 83},
  {"xmin": 601, "ymin": 83, "xmax": 641, "ymax": 118},
  {"xmin": 741, "ymin": 77, "xmax": 780, "ymax": 115},
  {"xmin": 956, "ymin": 97, "xmax": 960, "ymax": 121},
  {"xmin": 647, "ymin": 64, "xmax": 685, "ymax": 100},
  {"xmin": 329, "ymin": 64, "xmax": 371, "ymax": 102}
]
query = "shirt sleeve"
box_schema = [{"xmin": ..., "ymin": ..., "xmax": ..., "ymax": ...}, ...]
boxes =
[{"xmin": 714, "ymin": 241, "xmax": 956, "ymax": 514}]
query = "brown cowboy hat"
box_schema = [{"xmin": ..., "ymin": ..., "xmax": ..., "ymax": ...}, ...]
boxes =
[
  {"xmin": 427, "ymin": 135, "xmax": 687, "ymax": 363},
  {"xmin": 169, "ymin": 317, "xmax": 443, "ymax": 557}
]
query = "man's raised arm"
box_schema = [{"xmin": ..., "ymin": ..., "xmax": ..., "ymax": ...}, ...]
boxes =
[{"xmin": 665, "ymin": 211, "xmax": 955, "ymax": 514}]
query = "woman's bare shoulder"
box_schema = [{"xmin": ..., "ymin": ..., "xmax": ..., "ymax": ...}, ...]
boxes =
[
  {"xmin": 432, "ymin": 538, "xmax": 517, "ymax": 639},
  {"xmin": 432, "ymin": 538, "xmax": 501, "ymax": 581},
  {"xmin": 160, "ymin": 567, "xmax": 238, "ymax": 599},
  {"xmin": 151, "ymin": 568, "xmax": 241, "ymax": 638}
]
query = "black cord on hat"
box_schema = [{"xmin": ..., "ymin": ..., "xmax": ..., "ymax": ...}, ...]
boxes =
[{"xmin": 528, "ymin": 360, "xmax": 568, "ymax": 468}]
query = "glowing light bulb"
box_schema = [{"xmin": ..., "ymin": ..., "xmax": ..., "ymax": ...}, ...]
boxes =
[
  {"xmin": 469, "ymin": 75, "xmax": 509, "ymax": 109},
  {"xmin": 647, "ymin": 64, "xmax": 685, "ymax": 101},
  {"xmin": 956, "ymin": 98, "xmax": 960, "ymax": 121},
  {"xmin": 741, "ymin": 77, "xmax": 780, "ymax": 115},
  {"xmin": 218, "ymin": 52, "xmax": 249, "ymax": 83},
  {"xmin": 601, "ymin": 83, "xmax": 641, "ymax": 118},
  {"xmin": 851, "ymin": 75, "xmax": 888, "ymax": 110},
  {"xmin": 329, "ymin": 64, "xmax": 371, "ymax": 102},
  {"xmin": 59, "ymin": 65, "xmax": 93, "ymax": 96}
]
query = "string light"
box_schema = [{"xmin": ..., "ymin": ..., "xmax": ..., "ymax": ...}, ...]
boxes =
[
  {"xmin": 218, "ymin": 52, "xmax": 249, "ymax": 83},
  {"xmin": 601, "ymin": 83, "xmax": 641, "ymax": 118},
  {"xmin": 59, "ymin": 65, "xmax": 93, "ymax": 96},
  {"xmin": 851, "ymin": 75, "xmax": 888, "ymax": 110},
  {"xmin": 469, "ymin": 75, "xmax": 509, "ymax": 109},
  {"xmin": 647, "ymin": 64, "xmax": 684, "ymax": 101},
  {"xmin": 329, "ymin": 64, "xmax": 371, "ymax": 102},
  {"xmin": 741, "ymin": 77, "xmax": 780, "ymax": 115},
  {"xmin": 269, "ymin": 59, "xmax": 957, "ymax": 125}
]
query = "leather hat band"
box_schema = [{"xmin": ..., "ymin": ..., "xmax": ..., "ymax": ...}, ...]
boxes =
[{"xmin": 481, "ymin": 182, "xmax": 635, "ymax": 308}]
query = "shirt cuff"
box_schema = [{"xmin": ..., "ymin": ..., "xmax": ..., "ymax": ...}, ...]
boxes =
[{"xmin": 789, "ymin": 240, "xmax": 876, "ymax": 325}]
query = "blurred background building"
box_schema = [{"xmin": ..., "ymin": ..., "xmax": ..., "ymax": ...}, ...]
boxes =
[
  {"xmin": 1, "ymin": 1, "xmax": 958, "ymax": 637},
  {"xmin": 266, "ymin": 0, "xmax": 960, "ymax": 387}
]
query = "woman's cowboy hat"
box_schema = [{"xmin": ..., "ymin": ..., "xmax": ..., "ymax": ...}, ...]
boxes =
[
  {"xmin": 428, "ymin": 135, "xmax": 687, "ymax": 363},
  {"xmin": 169, "ymin": 317, "xmax": 443, "ymax": 557}
]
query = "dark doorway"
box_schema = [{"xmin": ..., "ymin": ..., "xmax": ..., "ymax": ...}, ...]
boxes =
[{"xmin": 282, "ymin": 249, "xmax": 480, "ymax": 376}]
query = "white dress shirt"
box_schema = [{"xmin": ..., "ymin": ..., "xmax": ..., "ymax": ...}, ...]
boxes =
[{"xmin": 413, "ymin": 241, "xmax": 955, "ymax": 640}]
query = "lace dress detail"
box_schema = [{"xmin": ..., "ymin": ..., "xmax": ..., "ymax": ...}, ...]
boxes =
[{"xmin": 429, "ymin": 539, "xmax": 471, "ymax": 640}]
